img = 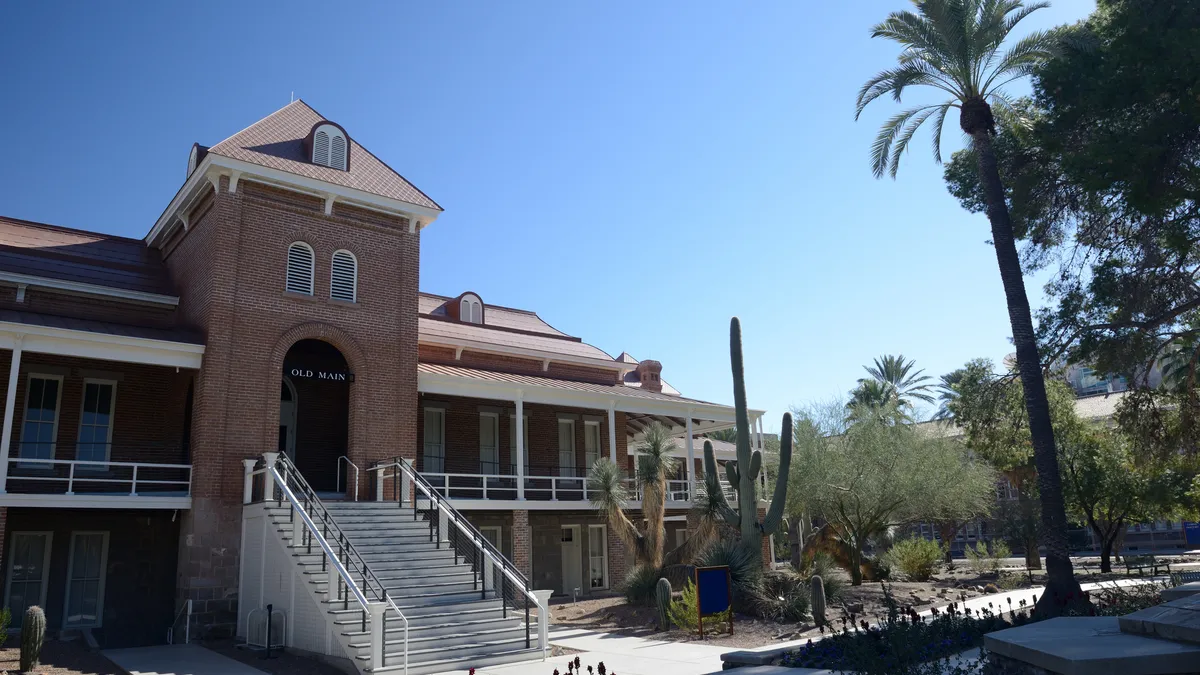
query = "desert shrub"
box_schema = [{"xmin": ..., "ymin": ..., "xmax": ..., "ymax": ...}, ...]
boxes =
[
  {"xmin": 807, "ymin": 552, "xmax": 847, "ymax": 601},
  {"xmin": 964, "ymin": 540, "xmax": 1009, "ymax": 576},
  {"xmin": 667, "ymin": 579, "xmax": 732, "ymax": 633},
  {"xmin": 781, "ymin": 583, "xmax": 1038, "ymax": 674},
  {"xmin": 699, "ymin": 538, "xmax": 762, "ymax": 611},
  {"xmin": 0, "ymin": 607, "xmax": 8, "ymax": 647},
  {"xmin": 622, "ymin": 564, "xmax": 662, "ymax": 606},
  {"xmin": 995, "ymin": 571, "xmax": 1025, "ymax": 591},
  {"xmin": 883, "ymin": 538, "xmax": 942, "ymax": 582},
  {"xmin": 1089, "ymin": 581, "xmax": 1168, "ymax": 616},
  {"xmin": 752, "ymin": 570, "xmax": 812, "ymax": 622}
]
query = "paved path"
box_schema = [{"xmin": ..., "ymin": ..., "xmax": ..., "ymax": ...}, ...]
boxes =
[
  {"xmin": 438, "ymin": 627, "xmax": 727, "ymax": 675},
  {"xmin": 104, "ymin": 644, "xmax": 268, "ymax": 675}
]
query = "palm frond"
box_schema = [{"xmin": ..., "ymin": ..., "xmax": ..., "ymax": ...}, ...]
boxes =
[
  {"xmin": 870, "ymin": 105, "xmax": 945, "ymax": 179},
  {"xmin": 930, "ymin": 102, "xmax": 954, "ymax": 164},
  {"xmin": 980, "ymin": 29, "xmax": 1061, "ymax": 94}
]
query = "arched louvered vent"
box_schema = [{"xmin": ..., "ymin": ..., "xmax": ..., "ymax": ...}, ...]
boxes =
[
  {"xmin": 330, "ymin": 250, "xmax": 357, "ymax": 302},
  {"xmin": 330, "ymin": 135, "xmax": 347, "ymax": 171},
  {"xmin": 286, "ymin": 242, "xmax": 315, "ymax": 295},
  {"xmin": 310, "ymin": 123, "xmax": 348, "ymax": 170},
  {"xmin": 459, "ymin": 294, "xmax": 483, "ymax": 324}
]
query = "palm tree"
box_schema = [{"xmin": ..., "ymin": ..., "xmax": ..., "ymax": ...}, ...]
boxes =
[
  {"xmin": 861, "ymin": 354, "xmax": 936, "ymax": 408},
  {"xmin": 855, "ymin": 0, "xmax": 1084, "ymax": 615}
]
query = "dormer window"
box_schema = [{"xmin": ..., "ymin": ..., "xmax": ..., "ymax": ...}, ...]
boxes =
[
  {"xmin": 460, "ymin": 293, "xmax": 483, "ymax": 324},
  {"xmin": 309, "ymin": 122, "xmax": 349, "ymax": 171}
]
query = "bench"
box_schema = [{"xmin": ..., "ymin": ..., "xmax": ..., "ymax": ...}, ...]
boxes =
[
  {"xmin": 1125, "ymin": 555, "xmax": 1171, "ymax": 576},
  {"xmin": 1170, "ymin": 570, "xmax": 1200, "ymax": 585}
]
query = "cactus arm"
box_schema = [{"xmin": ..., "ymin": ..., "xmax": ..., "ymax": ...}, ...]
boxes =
[
  {"xmin": 729, "ymin": 318, "xmax": 753, "ymax": 473},
  {"xmin": 748, "ymin": 450, "xmax": 762, "ymax": 485},
  {"xmin": 760, "ymin": 411, "xmax": 793, "ymax": 534},
  {"xmin": 724, "ymin": 460, "xmax": 739, "ymax": 488},
  {"xmin": 703, "ymin": 441, "xmax": 740, "ymax": 526}
]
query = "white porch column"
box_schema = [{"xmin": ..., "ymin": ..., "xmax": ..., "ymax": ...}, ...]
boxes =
[
  {"xmin": 607, "ymin": 401, "xmax": 617, "ymax": 463},
  {"xmin": 685, "ymin": 409, "xmax": 695, "ymax": 499},
  {"xmin": 515, "ymin": 391, "xmax": 525, "ymax": 500},
  {"xmin": 0, "ymin": 336, "xmax": 23, "ymax": 494}
]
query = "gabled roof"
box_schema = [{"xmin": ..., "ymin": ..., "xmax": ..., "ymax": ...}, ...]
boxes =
[
  {"xmin": 206, "ymin": 100, "xmax": 441, "ymax": 212},
  {"xmin": 616, "ymin": 352, "xmax": 682, "ymax": 396},
  {"xmin": 419, "ymin": 292, "xmax": 569, "ymax": 337},
  {"xmin": 0, "ymin": 215, "xmax": 176, "ymax": 297}
]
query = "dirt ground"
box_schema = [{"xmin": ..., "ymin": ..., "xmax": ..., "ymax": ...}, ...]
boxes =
[
  {"xmin": 0, "ymin": 639, "xmax": 125, "ymax": 675},
  {"xmin": 550, "ymin": 556, "xmax": 1200, "ymax": 649}
]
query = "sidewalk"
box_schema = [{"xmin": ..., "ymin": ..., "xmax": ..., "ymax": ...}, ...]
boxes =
[{"xmin": 104, "ymin": 644, "xmax": 269, "ymax": 675}]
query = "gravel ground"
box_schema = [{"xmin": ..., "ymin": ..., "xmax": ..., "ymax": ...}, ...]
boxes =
[{"xmin": 0, "ymin": 639, "xmax": 126, "ymax": 675}]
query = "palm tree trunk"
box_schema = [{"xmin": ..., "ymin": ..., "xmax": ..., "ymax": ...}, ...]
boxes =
[{"xmin": 971, "ymin": 130, "xmax": 1087, "ymax": 617}]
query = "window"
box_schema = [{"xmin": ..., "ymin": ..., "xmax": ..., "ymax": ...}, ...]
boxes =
[
  {"xmin": 311, "ymin": 123, "xmax": 348, "ymax": 170},
  {"xmin": 286, "ymin": 242, "xmax": 315, "ymax": 295},
  {"xmin": 459, "ymin": 294, "xmax": 482, "ymax": 324},
  {"xmin": 20, "ymin": 374, "xmax": 62, "ymax": 461},
  {"xmin": 77, "ymin": 379, "xmax": 116, "ymax": 465},
  {"xmin": 480, "ymin": 526, "xmax": 502, "ymax": 553},
  {"xmin": 423, "ymin": 408, "xmax": 445, "ymax": 473},
  {"xmin": 558, "ymin": 419, "xmax": 576, "ymax": 477},
  {"xmin": 584, "ymin": 421, "xmax": 602, "ymax": 469},
  {"xmin": 5, "ymin": 532, "xmax": 52, "ymax": 627},
  {"xmin": 509, "ymin": 413, "xmax": 529, "ymax": 475},
  {"xmin": 480, "ymin": 412, "xmax": 499, "ymax": 474},
  {"xmin": 330, "ymin": 250, "xmax": 357, "ymax": 302},
  {"xmin": 588, "ymin": 525, "xmax": 608, "ymax": 589},
  {"xmin": 63, "ymin": 531, "xmax": 109, "ymax": 628}
]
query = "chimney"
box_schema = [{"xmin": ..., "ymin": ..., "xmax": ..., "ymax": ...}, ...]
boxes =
[{"xmin": 636, "ymin": 360, "xmax": 663, "ymax": 393}]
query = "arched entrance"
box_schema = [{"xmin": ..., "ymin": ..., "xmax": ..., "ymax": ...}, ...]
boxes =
[{"xmin": 281, "ymin": 339, "xmax": 351, "ymax": 492}]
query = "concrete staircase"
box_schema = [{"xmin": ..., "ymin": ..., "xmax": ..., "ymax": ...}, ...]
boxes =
[{"xmin": 264, "ymin": 500, "xmax": 543, "ymax": 674}]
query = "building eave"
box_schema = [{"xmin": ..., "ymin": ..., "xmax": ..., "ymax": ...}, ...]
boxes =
[
  {"xmin": 0, "ymin": 271, "xmax": 179, "ymax": 307},
  {"xmin": 418, "ymin": 335, "xmax": 637, "ymax": 374},
  {"xmin": 0, "ymin": 321, "xmax": 204, "ymax": 369}
]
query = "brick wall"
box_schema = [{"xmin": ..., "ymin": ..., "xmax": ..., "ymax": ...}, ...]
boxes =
[
  {"xmin": 161, "ymin": 178, "xmax": 421, "ymax": 635},
  {"xmin": 0, "ymin": 286, "xmax": 179, "ymax": 330}
]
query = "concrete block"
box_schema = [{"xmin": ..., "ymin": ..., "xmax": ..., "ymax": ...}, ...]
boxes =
[
  {"xmin": 984, "ymin": 616, "xmax": 1200, "ymax": 675},
  {"xmin": 1162, "ymin": 583, "xmax": 1200, "ymax": 603},
  {"xmin": 1120, "ymin": 593, "xmax": 1200, "ymax": 645}
]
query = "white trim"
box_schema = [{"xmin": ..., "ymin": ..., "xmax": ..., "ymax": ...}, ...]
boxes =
[
  {"xmin": 63, "ymin": 530, "xmax": 110, "ymax": 629},
  {"xmin": 0, "ymin": 493, "xmax": 191, "ymax": 509},
  {"xmin": 418, "ymin": 335, "xmax": 635, "ymax": 374},
  {"xmin": 5, "ymin": 531, "xmax": 53, "ymax": 615},
  {"xmin": 417, "ymin": 370, "xmax": 762, "ymax": 422},
  {"xmin": 0, "ymin": 323, "xmax": 204, "ymax": 370},
  {"xmin": 587, "ymin": 523, "xmax": 609, "ymax": 591},
  {"xmin": 147, "ymin": 154, "xmax": 442, "ymax": 246},
  {"xmin": 0, "ymin": 271, "xmax": 179, "ymax": 307},
  {"xmin": 19, "ymin": 372, "xmax": 64, "ymax": 463},
  {"xmin": 76, "ymin": 378, "xmax": 117, "ymax": 464}
]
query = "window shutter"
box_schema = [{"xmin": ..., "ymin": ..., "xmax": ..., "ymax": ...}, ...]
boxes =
[
  {"xmin": 330, "ymin": 134, "xmax": 347, "ymax": 170},
  {"xmin": 330, "ymin": 250, "xmax": 357, "ymax": 302},
  {"xmin": 313, "ymin": 130, "xmax": 330, "ymax": 166},
  {"xmin": 286, "ymin": 243, "xmax": 314, "ymax": 295}
]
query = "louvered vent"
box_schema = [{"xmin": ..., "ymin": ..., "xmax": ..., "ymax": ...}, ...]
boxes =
[
  {"xmin": 330, "ymin": 250, "xmax": 357, "ymax": 302},
  {"xmin": 330, "ymin": 134, "xmax": 347, "ymax": 170},
  {"xmin": 286, "ymin": 243, "xmax": 314, "ymax": 295},
  {"xmin": 313, "ymin": 131, "xmax": 330, "ymax": 167}
]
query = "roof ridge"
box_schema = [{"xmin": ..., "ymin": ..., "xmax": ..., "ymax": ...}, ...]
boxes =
[
  {"xmin": 0, "ymin": 215, "xmax": 146, "ymax": 245},
  {"xmin": 210, "ymin": 99, "xmax": 309, "ymax": 150}
]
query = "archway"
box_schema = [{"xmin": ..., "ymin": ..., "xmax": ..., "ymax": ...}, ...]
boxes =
[{"xmin": 281, "ymin": 339, "xmax": 351, "ymax": 492}]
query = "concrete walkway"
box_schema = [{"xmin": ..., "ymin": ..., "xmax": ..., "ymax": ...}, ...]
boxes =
[
  {"xmin": 104, "ymin": 644, "xmax": 268, "ymax": 675},
  {"xmin": 438, "ymin": 627, "xmax": 728, "ymax": 675}
]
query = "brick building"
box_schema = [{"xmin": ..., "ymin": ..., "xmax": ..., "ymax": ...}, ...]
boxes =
[{"xmin": 0, "ymin": 102, "xmax": 766, "ymax": 664}]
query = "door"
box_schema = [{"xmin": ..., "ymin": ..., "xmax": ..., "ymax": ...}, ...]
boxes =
[
  {"xmin": 479, "ymin": 413, "xmax": 499, "ymax": 474},
  {"xmin": 63, "ymin": 531, "xmax": 109, "ymax": 628},
  {"xmin": 424, "ymin": 408, "xmax": 446, "ymax": 473},
  {"xmin": 560, "ymin": 525, "xmax": 582, "ymax": 596},
  {"xmin": 5, "ymin": 532, "xmax": 52, "ymax": 627},
  {"xmin": 558, "ymin": 419, "xmax": 576, "ymax": 477},
  {"xmin": 584, "ymin": 421, "xmax": 601, "ymax": 470},
  {"xmin": 279, "ymin": 379, "xmax": 297, "ymax": 459}
]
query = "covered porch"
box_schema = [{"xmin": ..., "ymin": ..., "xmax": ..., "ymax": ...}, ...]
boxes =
[
  {"xmin": 0, "ymin": 311, "xmax": 203, "ymax": 509},
  {"xmin": 413, "ymin": 363, "xmax": 766, "ymax": 508}
]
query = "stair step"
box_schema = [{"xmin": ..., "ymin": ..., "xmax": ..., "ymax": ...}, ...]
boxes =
[
  {"xmin": 347, "ymin": 625, "xmax": 528, "ymax": 651},
  {"xmin": 368, "ymin": 647, "xmax": 543, "ymax": 675},
  {"xmin": 361, "ymin": 635, "xmax": 535, "ymax": 663},
  {"xmin": 342, "ymin": 615, "xmax": 527, "ymax": 640},
  {"xmin": 311, "ymin": 579, "xmax": 488, "ymax": 599}
]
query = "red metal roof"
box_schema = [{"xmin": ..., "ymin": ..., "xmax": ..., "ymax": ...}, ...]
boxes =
[
  {"xmin": 0, "ymin": 309, "xmax": 203, "ymax": 345},
  {"xmin": 417, "ymin": 362, "xmax": 716, "ymax": 406}
]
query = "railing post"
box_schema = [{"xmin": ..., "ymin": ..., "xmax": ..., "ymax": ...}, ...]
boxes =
[
  {"xmin": 130, "ymin": 464, "xmax": 139, "ymax": 496},
  {"xmin": 367, "ymin": 601, "xmax": 387, "ymax": 671},
  {"xmin": 533, "ymin": 589, "xmax": 552, "ymax": 656},
  {"xmin": 375, "ymin": 468, "xmax": 385, "ymax": 502},
  {"xmin": 243, "ymin": 459, "xmax": 257, "ymax": 504},
  {"xmin": 401, "ymin": 469, "xmax": 411, "ymax": 505},
  {"xmin": 66, "ymin": 462, "xmax": 76, "ymax": 496},
  {"xmin": 438, "ymin": 506, "xmax": 449, "ymax": 544},
  {"xmin": 482, "ymin": 550, "xmax": 495, "ymax": 593},
  {"xmin": 551, "ymin": 477, "xmax": 557, "ymax": 502}
]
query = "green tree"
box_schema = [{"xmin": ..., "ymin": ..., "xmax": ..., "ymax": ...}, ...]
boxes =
[
  {"xmin": 788, "ymin": 401, "xmax": 995, "ymax": 585},
  {"xmin": 848, "ymin": 355, "xmax": 935, "ymax": 420},
  {"xmin": 855, "ymin": 0, "xmax": 1084, "ymax": 613}
]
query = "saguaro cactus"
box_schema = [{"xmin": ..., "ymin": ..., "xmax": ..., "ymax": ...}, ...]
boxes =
[
  {"xmin": 811, "ymin": 575, "xmax": 827, "ymax": 626},
  {"xmin": 20, "ymin": 605, "xmax": 45, "ymax": 672},
  {"xmin": 703, "ymin": 317, "xmax": 792, "ymax": 553},
  {"xmin": 655, "ymin": 577, "xmax": 672, "ymax": 630}
]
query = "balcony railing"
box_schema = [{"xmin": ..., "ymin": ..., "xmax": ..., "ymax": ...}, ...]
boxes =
[{"xmin": 4, "ymin": 444, "xmax": 191, "ymax": 500}]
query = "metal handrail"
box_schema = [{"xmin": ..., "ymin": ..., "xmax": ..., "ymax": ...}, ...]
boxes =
[
  {"xmin": 369, "ymin": 458, "xmax": 546, "ymax": 653},
  {"xmin": 167, "ymin": 598, "xmax": 191, "ymax": 644},
  {"xmin": 265, "ymin": 455, "xmax": 409, "ymax": 673},
  {"xmin": 336, "ymin": 455, "xmax": 360, "ymax": 501}
]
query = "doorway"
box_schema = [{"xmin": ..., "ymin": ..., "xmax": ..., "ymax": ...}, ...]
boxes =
[
  {"xmin": 281, "ymin": 339, "xmax": 350, "ymax": 492},
  {"xmin": 560, "ymin": 525, "xmax": 582, "ymax": 596}
]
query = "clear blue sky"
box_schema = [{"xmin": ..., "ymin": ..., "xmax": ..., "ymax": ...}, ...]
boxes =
[{"xmin": 0, "ymin": 1, "xmax": 1095, "ymax": 431}]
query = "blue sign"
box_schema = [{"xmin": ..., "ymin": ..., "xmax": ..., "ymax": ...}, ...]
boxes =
[
  {"xmin": 1184, "ymin": 522, "xmax": 1200, "ymax": 547},
  {"xmin": 695, "ymin": 565, "xmax": 733, "ymax": 636}
]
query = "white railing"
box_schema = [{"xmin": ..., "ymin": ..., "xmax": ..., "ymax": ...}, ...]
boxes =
[
  {"xmin": 247, "ymin": 454, "xmax": 409, "ymax": 674},
  {"xmin": 369, "ymin": 459, "xmax": 549, "ymax": 658},
  {"xmin": 336, "ymin": 456, "xmax": 360, "ymax": 501},
  {"xmin": 415, "ymin": 473, "xmax": 699, "ymax": 503},
  {"xmin": 5, "ymin": 458, "xmax": 192, "ymax": 497}
]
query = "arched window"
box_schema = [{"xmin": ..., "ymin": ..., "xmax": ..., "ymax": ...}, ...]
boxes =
[
  {"xmin": 286, "ymin": 242, "xmax": 315, "ymax": 295},
  {"xmin": 311, "ymin": 123, "xmax": 349, "ymax": 170},
  {"xmin": 459, "ymin": 294, "xmax": 483, "ymax": 324},
  {"xmin": 330, "ymin": 250, "xmax": 358, "ymax": 302}
]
